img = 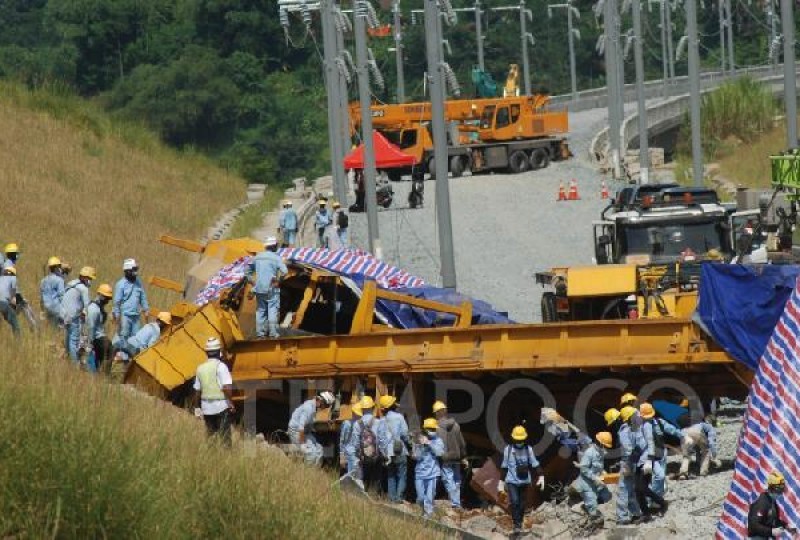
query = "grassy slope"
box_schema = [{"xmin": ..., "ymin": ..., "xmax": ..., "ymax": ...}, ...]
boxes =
[
  {"xmin": 0, "ymin": 84, "xmax": 443, "ymax": 539},
  {"xmin": 717, "ymin": 119, "xmax": 796, "ymax": 190}
]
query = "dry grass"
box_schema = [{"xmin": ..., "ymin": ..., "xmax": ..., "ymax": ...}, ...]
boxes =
[
  {"xmin": 0, "ymin": 83, "xmax": 445, "ymax": 538},
  {"xmin": 1, "ymin": 335, "xmax": 445, "ymax": 539},
  {"xmin": 717, "ymin": 119, "xmax": 797, "ymax": 190},
  {"xmin": 0, "ymin": 80, "xmax": 244, "ymax": 308}
]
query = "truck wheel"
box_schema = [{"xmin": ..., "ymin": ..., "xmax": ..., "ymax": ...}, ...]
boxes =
[
  {"xmin": 426, "ymin": 157, "xmax": 436, "ymax": 180},
  {"xmin": 509, "ymin": 150, "xmax": 529, "ymax": 174},
  {"xmin": 450, "ymin": 156, "xmax": 465, "ymax": 178},
  {"xmin": 530, "ymin": 148, "xmax": 550, "ymax": 170},
  {"xmin": 541, "ymin": 292, "xmax": 559, "ymax": 323}
]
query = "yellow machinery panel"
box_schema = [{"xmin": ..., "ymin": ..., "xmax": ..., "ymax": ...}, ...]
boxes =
[
  {"xmin": 126, "ymin": 302, "xmax": 245, "ymax": 392},
  {"xmin": 566, "ymin": 265, "xmax": 637, "ymax": 297}
]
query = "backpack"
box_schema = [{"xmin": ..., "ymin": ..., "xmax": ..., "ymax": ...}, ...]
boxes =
[
  {"xmin": 358, "ymin": 418, "xmax": 380, "ymax": 465},
  {"xmin": 337, "ymin": 211, "xmax": 349, "ymax": 229}
]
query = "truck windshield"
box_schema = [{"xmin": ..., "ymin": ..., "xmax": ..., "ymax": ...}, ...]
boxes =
[
  {"xmin": 381, "ymin": 129, "xmax": 417, "ymax": 149},
  {"xmin": 622, "ymin": 221, "xmax": 724, "ymax": 257}
]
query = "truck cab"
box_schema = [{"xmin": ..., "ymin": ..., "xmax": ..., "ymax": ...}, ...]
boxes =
[{"xmin": 593, "ymin": 185, "xmax": 734, "ymax": 265}]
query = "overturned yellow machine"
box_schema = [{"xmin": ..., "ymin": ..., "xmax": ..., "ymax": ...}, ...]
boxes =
[{"xmin": 127, "ymin": 235, "xmax": 750, "ymax": 453}]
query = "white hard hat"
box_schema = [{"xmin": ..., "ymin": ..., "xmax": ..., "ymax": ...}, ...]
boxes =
[
  {"xmin": 318, "ymin": 391, "xmax": 335, "ymax": 406},
  {"xmin": 123, "ymin": 258, "xmax": 138, "ymax": 271},
  {"xmin": 284, "ymin": 200, "xmax": 293, "ymax": 207},
  {"xmin": 264, "ymin": 236, "xmax": 278, "ymax": 247},
  {"xmin": 205, "ymin": 337, "xmax": 222, "ymax": 353}
]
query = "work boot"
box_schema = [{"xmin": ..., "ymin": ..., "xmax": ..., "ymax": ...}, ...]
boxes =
[
  {"xmin": 589, "ymin": 514, "xmax": 605, "ymax": 530},
  {"xmin": 570, "ymin": 502, "xmax": 586, "ymax": 515}
]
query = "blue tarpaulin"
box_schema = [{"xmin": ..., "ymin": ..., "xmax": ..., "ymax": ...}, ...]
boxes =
[
  {"xmin": 346, "ymin": 278, "xmax": 514, "ymax": 329},
  {"xmin": 696, "ymin": 263, "xmax": 800, "ymax": 370}
]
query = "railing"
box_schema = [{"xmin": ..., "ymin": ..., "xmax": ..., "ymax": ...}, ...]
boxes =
[{"xmin": 589, "ymin": 65, "xmax": 795, "ymax": 168}]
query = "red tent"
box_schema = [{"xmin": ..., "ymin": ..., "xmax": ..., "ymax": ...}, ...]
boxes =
[{"xmin": 343, "ymin": 131, "xmax": 417, "ymax": 169}]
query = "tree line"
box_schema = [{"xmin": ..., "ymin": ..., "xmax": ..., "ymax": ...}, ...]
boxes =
[{"xmin": 0, "ymin": 0, "xmax": 783, "ymax": 185}]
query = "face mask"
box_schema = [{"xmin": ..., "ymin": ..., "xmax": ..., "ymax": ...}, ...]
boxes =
[
  {"xmin": 514, "ymin": 442, "xmax": 526, "ymax": 449},
  {"xmin": 426, "ymin": 430, "xmax": 436, "ymax": 438}
]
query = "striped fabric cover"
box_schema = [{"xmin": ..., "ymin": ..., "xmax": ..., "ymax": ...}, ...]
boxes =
[
  {"xmin": 195, "ymin": 248, "xmax": 425, "ymax": 306},
  {"xmin": 717, "ymin": 280, "xmax": 800, "ymax": 537}
]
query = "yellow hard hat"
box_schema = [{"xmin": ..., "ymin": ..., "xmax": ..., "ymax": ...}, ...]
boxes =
[
  {"xmin": 156, "ymin": 311, "xmax": 172, "ymax": 325},
  {"xmin": 432, "ymin": 400, "xmax": 447, "ymax": 413},
  {"xmin": 318, "ymin": 199, "xmax": 327, "ymax": 206},
  {"xmin": 767, "ymin": 471, "xmax": 786, "ymax": 487},
  {"xmin": 333, "ymin": 200, "xmax": 341, "ymax": 208},
  {"xmin": 423, "ymin": 417, "xmax": 438, "ymax": 430},
  {"xmin": 351, "ymin": 402, "xmax": 363, "ymax": 417},
  {"xmin": 4, "ymin": 266, "xmax": 16, "ymax": 276},
  {"xmin": 620, "ymin": 405, "xmax": 638, "ymax": 423},
  {"xmin": 4, "ymin": 243, "xmax": 18, "ymax": 254},
  {"xmin": 511, "ymin": 425, "xmax": 528, "ymax": 442},
  {"xmin": 283, "ymin": 200, "xmax": 292, "ymax": 207},
  {"xmin": 359, "ymin": 395, "xmax": 375, "ymax": 410},
  {"xmin": 639, "ymin": 402, "xmax": 656, "ymax": 420},
  {"xmin": 620, "ymin": 392, "xmax": 638, "ymax": 406},
  {"xmin": 79, "ymin": 266, "xmax": 96, "ymax": 280},
  {"xmin": 596, "ymin": 431, "xmax": 613, "ymax": 449},
  {"xmin": 47, "ymin": 256, "xmax": 62, "ymax": 267},
  {"xmin": 679, "ymin": 398, "xmax": 690, "ymax": 408},
  {"xmin": 97, "ymin": 284, "xmax": 113, "ymax": 298},
  {"xmin": 379, "ymin": 395, "xmax": 397, "ymax": 409},
  {"xmin": 604, "ymin": 408, "xmax": 620, "ymax": 426}
]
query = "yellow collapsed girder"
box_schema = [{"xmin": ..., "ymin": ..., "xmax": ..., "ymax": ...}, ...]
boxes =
[
  {"xmin": 229, "ymin": 318, "xmax": 731, "ymax": 382},
  {"xmin": 125, "ymin": 302, "xmax": 245, "ymax": 397}
]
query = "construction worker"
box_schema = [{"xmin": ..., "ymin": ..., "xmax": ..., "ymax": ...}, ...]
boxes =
[
  {"xmin": 125, "ymin": 311, "xmax": 172, "ymax": 356},
  {"xmin": 193, "ymin": 337, "xmax": 235, "ymax": 446},
  {"xmin": 620, "ymin": 392, "xmax": 638, "ymax": 409},
  {"xmin": 572, "ymin": 431, "xmax": 612, "ymax": 526},
  {"xmin": 61, "ymin": 266, "xmax": 95, "ymax": 362},
  {"xmin": 0, "ymin": 266, "xmax": 20, "ymax": 336},
  {"xmin": 678, "ymin": 414, "xmax": 720, "ymax": 479},
  {"xmin": 333, "ymin": 201, "xmax": 349, "ymax": 247},
  {"xmin": 85, "ymin": 284, "xmax": 113, "ymax": 373},
  {"xmin": 604, "ymin": 407, "xmax": 621, "ymax": 445},
  {"xmin": 112, "ymin": 258, "xmax": 149, "ymax": 345},
  {"xmin": 640, "ymin": 402, "xmax": 683, "ymax": 502},
  {"xmin": 748, "ymin": 471, "xmax": 792, "ymax": 539},
  {"xmin": 380, "ymin": 394, "xmax": 410, "ymax": 503},
  {"xmin": 3, "ymin": 243, "xmax": 20, "ymax": 270},
  {"xmin": 315, "ymin": 199, "xmax": 331, "ymax": 248},
  {"xmin": 499, "ymin": 425, "xmax": 544, "ymax": 536},
  {"xmin": 287, "ymin": 391, "xmax": 335, "ymax": 466},
  {"xmin": 339, "ymin": 401, "xmax": 363, "ymax": 477},
  {"xmin": 352, "ymin": 395, "xmax": 382, "ymax": 492},
  {"xmin": 413, "ymin": 417, "xmax": 445, "ymax": 519},
  {"xmin": 247, "ymin": 237, "xmax": 287, "ymax": 339},
  {"xmin": 279, "ymin": 200, "xmax": 298, "ymax": 248},
  {"xmin": 617, "ymin": 405, "xmax": 647, "ymax": 524},
  {"xmin": 40, "ymin": 256, "xmax": 65, "ymax": 327},
  {"xmin": 433, "ymin": 400, "xmax": 467, "ymax": 510}
]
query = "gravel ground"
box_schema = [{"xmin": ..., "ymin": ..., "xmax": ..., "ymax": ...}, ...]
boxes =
[
  {"xmin": 447, "ymin": 404, "xmax": 743, "ymax": 540},
  {"xmin": 346, "ymin": 105, "xmax": 662, "ymax": 322}
]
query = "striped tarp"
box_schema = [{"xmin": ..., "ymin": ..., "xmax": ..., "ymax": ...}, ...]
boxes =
[
  {"xmin": 717, "ymin": 279, "xmax": 800, "ymax": 537},
  {"xmin": 195, "ymin": 248, "xmax": 424, "ymax": 306}
]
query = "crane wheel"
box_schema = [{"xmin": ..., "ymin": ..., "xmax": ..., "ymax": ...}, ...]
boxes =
[
  {"xmin": 530, "ymin": 148, "xmax": 550, "ymax": 170},
  {"xmin": 509, "ymin": 150, "xmax": 529, "ymax": 174},
  {"xmin": 450, "ymin": 156, "xmax": 465, "ymax": 178},
  {"xmin": 426, "ymin": 157, "xmax": 436, "ymax": 180}
]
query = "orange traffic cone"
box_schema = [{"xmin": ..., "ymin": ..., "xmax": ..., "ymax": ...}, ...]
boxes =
[
  {"xmin": 600, "ymin": 180, "xmax": 610, "ymax": 200},
  {"xmin": 557, "ymin": 182, "xmax": 567, "ymax": 201},
  {"xmin": 568, "ymin": 179, "xmax": 580, "ymax": 200}
]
